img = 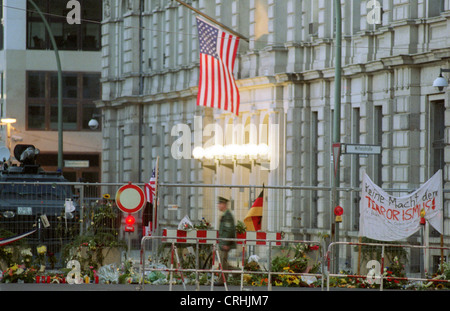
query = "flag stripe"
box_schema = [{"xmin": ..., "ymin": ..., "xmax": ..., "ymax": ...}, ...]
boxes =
[
  {"xmin": 145, "ymin": 168, "xmax": 156, "ymax": 204},
  {"xmin": 218, "ymin": 33, "xmax": 226, "ymax": 110},
  {"xmin": 222, "ymin": 33, "xmax": 233, "ymax": 112},
  {"xmin": 221, "ymin": 33, "xmax": 230, "ymax": 111},
  {"xmin": 0, "ymin": 230, "xmax": 36, "ymax": 247},
  {"xmin": 232, "ymin": 37, "xmax": 240, "ymax": 114}
]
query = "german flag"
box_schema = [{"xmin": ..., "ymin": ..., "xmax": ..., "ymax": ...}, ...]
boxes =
[{"xmin": 244, "ymin": 189, "xmax": 264, "ymax": 231}]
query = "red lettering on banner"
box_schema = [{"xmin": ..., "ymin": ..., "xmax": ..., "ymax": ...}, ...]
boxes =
[
  {"xmin": 379, "ymin": 205, "xmax": 386, "ymax": 217},
  {"xmin": 386, "ymin": 208, "xmax": 400, "ymax": 221},
  {"xmin": 401, "ymin": 205, "xmax": 424, "ymax": 221},
  {"xmin": 402, "ymin": 208, "xmax": 412, "ymax": 221},
  {"xmin": 366, "ymin": 196, "xmax": 399, "ymax": 221},
  {"xmin": 367, "ymin": 195, "xmax": 440, "ymax": 222}
]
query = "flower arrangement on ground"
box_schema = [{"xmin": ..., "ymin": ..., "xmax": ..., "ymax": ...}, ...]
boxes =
[
  {"xmin": 1, "ymin": 264, "xmax": 37, "ymax": 283},
  {"xmin": 270, "ymin": 242, "xmax": 321, "ymax": 287},
  {"xmin": 61, "ymin": 194, "xmax": 126, "ymax": 277},
  {"xmin": 383, "ymin": 256, "xmax": 407, "ymax": 289}
]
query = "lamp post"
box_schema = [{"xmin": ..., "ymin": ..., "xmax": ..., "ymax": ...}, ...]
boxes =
[
  {"xmin": 332, "ymin": 0, "xmax": 342, "ymax": 274},
  {"xmin": 27, "ymin": 0, "xmax": 63, "ymax": 171},
  {"xmin": 431, "ymin": 68, "xmax": 448, "ymax": 275}
]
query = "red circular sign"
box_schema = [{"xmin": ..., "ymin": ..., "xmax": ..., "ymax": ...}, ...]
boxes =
[
  {"xmin": 334, "ymin": 206, "xmax": 344, "ymax": 216},
  {"xmin": 115, "ymin": 184, "xmax": 145, "ymax": 214}
]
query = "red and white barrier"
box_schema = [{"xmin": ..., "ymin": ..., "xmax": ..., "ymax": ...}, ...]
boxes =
[
  {"xmin": 162, "ymin": 229, "xmax": 218, "ymax": 244},
  {"xmin": 162, "ymin": 229, "xmax": 283, "ymax": 245},
  {"xmin": 237, "ymin": 231, "xmax": 282, "ymax": 245}
]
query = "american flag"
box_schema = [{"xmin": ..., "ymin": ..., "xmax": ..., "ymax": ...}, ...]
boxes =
[
  {"xmin": 196, "ymin": 17, "xmax": 241, "ymax": 115},
  {"xmin": 145, "ymin": 168, "xmax": 156, "ymax": 204}
]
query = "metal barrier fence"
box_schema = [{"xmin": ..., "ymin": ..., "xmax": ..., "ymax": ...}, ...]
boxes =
[
  {"xmin": 1, "ymin": 180, "xmax": 450, "ymax": 291},
  {"xmin": 0, "ymin": 181, "xmax": 124, "ymax": 269},
  {"xmin": 138, "ymin": 234, "xmax": 324, "ymax": 291},
  {"xmin": 137, "ymin": 236, "xmax": 450, "ymax": 291},
  {"xmin": 325, "ymin": 241, "xmax": 450, "ymax": 290}
]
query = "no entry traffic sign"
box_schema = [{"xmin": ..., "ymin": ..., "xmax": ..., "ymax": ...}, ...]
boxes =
[{"xmin": 115, "ymin": 183, "xmax": 146, "ymax": 214}]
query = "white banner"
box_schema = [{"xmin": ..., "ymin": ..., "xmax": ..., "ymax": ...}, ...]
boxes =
[{"xmin": 359, "ymin": 170, "xmax": 443, "ymax": 241}]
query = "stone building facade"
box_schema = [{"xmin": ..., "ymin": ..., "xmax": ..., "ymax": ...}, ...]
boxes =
[
  {"xmin": 0, "ymin": 0, "xmax": 103, "ymax": 182},
  {"xmin": 99, "ymin": 0, "xmax": 450, "ymax": 268}
]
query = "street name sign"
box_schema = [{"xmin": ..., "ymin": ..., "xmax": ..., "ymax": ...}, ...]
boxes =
[{"xmin": 343, "ymin": 144, "xmax": 381, "ymax": 155}]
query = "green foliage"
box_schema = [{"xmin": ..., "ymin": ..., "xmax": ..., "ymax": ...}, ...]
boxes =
[{"xmin": 235, "ymin": 221, "xmax": 246, "ymax": 234}]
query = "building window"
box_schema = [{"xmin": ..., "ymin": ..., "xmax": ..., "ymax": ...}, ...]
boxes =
[
  {"xmin": 26, "ymin": 71, "xmax": 101, "ymax": 131},
  {"xmin": 374, "ymin": 106, "xmax": 383, "ymax": 186},
  {"xmin": 0, "ymin": 0, "xmax": 3, "ymax": 50},
  {"xmin": 431, "ymin": 101, "xmax": 445, "ymax": 174},
  {"xmin": 38, "ymin": 152, "xmax": 101, "ymax": 183},
  {"xmin": 311, "ymin": 111, "xmax": 318, "ymax": 228},
  {"xmin": 26, "ymin": 0, "xmax": 102, "ymax": 51}
]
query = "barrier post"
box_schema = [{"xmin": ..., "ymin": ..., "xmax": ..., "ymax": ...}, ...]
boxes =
[
  {"xmin": 380, "ymin": 244, "xmax": 385, "ymax": 291},
  {"xmin": 214, "ymin": 243, "xmax": 229, "ymax": 291},
  {"xmin": 138, "ymin": 237, "xmax": 145, "ymax": 289},
  {"xmin": 267, "ymin": 240, "xmax": 272, "ymax": 291},
  {"xmin": 173, "ymin": 244, "xmax": 187, "ymax": 291},
  {"xmin": 210, "ymin": 245, "xmax": 215, "ymax": 291},
  {"xmin": 195, "ymin": 238, "xmax": 200, "ymax": 291},
  {"xmin": 169, "ymin": 242, "xmax": 175, "ymax": 291},
  {"xmin": 240, "ymin": 243, "xmax": 246, "ymax": 291},
  {"xmin": 138, "ymin": 236, "xmax": 145, "ymax": 289}
]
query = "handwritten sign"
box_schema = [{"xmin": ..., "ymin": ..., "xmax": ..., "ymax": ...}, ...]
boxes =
[{"xmin": 359, "ymin": 170, "xmax": 443, "ymax": 241}]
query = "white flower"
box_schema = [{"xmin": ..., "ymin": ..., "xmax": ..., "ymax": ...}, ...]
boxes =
[{"xmin": 21, "ymin": 248, "xmax": 33, "ymax": 257}]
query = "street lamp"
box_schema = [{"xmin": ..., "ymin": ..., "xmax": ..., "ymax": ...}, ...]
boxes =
[
  {"xmin": 433, "ymin": 69, "xmax": 450, "ymax": 91},
  {"xmin": 1, "ymin": 118, "xmax": 17, "ymax": 124},
  {"xmin": 0, "ymin": 118, "xmax": 17, "ymax": 150}
]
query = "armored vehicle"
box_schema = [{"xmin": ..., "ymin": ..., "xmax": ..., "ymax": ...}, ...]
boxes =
[{"xmin": 0, "ymin": 145, "xmax": 78, "ymax": 255}]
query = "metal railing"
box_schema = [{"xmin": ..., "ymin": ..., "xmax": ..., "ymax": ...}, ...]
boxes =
[
  {"xmin": 325, "ymin": 241, "xmax": 450, "ymax": 291},
  {"xmin": 138, "ymin": 234, "xmax": 325, "ymax": 291},
  {"xmin": 136, "ymin": 236, "xmax": 450, "ymax": 291},
  {"xmin": 1, "ymin": 180, "xmax": 450, "ymax": 290}
]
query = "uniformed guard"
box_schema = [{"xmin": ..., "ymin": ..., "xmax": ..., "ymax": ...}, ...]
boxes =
[{"xmin": 216, "ymin": 196, "xmax": 236, "ymax": 285}]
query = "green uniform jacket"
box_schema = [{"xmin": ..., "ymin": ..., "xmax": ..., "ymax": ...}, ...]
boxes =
[{"xmin": 218, "ymin": 209, "xmax": 236, "ymax": 249}]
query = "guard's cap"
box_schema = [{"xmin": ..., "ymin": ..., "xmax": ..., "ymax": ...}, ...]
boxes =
[{"xmin": 217, "ymin": 196, "xmax": 229, "ymax": 204}]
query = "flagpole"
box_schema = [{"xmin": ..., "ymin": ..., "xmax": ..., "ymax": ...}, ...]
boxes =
[
  {"xmin": 151, "ymin": 156, "xmax": 160, "ymax": 263},
  {"xmin": 152, "ymin": 156, "xmax": 160, "ymax": 235},
  {"xmin": 174, "ymin": 0, "xmax": 249, "ymax": 42}
]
